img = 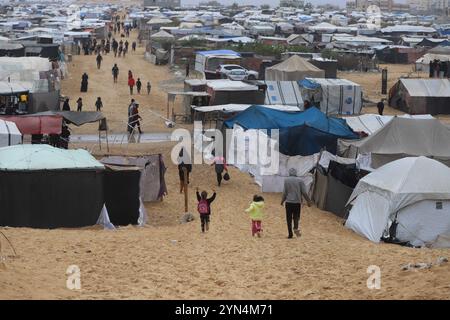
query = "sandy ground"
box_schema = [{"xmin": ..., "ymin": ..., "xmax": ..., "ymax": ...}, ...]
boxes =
[
  {"xmin": 1, "ymin": 23, "xmax": 450, "ymax": 300},
  {"xmin": 1, "ymin": 142, "xmax": 450, "ymax": 300}
]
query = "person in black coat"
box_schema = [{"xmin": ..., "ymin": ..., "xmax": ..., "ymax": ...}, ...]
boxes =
[
  {"xmin": 62, "ymin": 98, "xmax": 70, "ymax": 111},
  {"xmin": 80, "ymin": 72, "xmax": 89, "ymax": 92}
]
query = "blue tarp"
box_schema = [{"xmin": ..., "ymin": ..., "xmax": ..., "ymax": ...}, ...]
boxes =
[
  {"xmin": 196, "ymin": 49, "xmax": 241, "ymax": 57},
  {"xmin": 224, "ymin": 106, "xmax": 358, "ymax": 156},
  {"xmin": 298, "ymin": 78, "xmax": 321, "ymax": 90}
]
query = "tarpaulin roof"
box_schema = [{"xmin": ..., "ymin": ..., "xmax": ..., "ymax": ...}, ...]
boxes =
[
  {"xmin": 399, "ymin": 79, "xmax": 450, "ymax": 97},
  {"xmin": 196, "ymin": 49, "xmax": 241, "ymax": 57},
  {"xmin": 0, "ymin": 115, "xmax": 62, "ymax": 135},
  {"xmin": 34, "ymin": 111, "xmax": 105, "ymax": 126},
  {"xmin": 224, "ymin": 106, "xmax": 358, "ymax": 139},
  {"xmin": 0, "ymin": 144, "xmax": 104, "ymax": 171}
]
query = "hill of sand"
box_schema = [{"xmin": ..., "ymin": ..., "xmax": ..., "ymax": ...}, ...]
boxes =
[{"xmin": 1, "ymin": 26, "xmax": 450, "ymax": 300}]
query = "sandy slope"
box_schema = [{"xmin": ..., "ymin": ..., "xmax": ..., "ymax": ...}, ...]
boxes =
[
  {"xmin": 1, "ymin": 142, "xmax": 449, "ymax": 300},
  {"xmin": 1, "ymin": 23, "xmax": 450, "ymax": 300}
]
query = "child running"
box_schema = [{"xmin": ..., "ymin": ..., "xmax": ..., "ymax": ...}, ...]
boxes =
[
  {"xmin": 245, "ymin": 195, "xmax": 265, "ymax": 237},
  {"xmin": 196, "ymin": 187, "xmax": 216, "ymax": 233}
]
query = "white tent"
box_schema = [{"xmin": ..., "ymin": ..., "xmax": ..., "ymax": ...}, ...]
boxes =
[
  {"xmin": 0, "ymin": 119, "xmax": 21, "ymax": 147},
  {"xmin": 346, "ymin": 157, "xmax": 450, "ymax": 247}
]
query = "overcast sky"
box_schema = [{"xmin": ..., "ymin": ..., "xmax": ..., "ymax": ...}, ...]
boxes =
[{"xmin": 181, "ymin": 0, "xmax": 348, "ymax": 8}]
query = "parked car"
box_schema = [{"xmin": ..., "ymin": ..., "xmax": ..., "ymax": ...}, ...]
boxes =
[{"xmin": 216, "ymin": 64, "xmax": 259, "ymax": 80}]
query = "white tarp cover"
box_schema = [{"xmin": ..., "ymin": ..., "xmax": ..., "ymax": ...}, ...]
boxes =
[
  {"xmin": 338, "ymin": 117, "xmax": 450, "ymax": 165},
  {"xmin": 0, "ymin": 119, "xmax": 21, "ymax": 147},
  {"xmin": 0, "ymin": 57, "xmax": 52, "ymax": 82},
  {"xmin": 193, "ymin": 104, "xmax": 301, "ymax": 113},
  {"xmin": 265, "ymin": 55, "xmax": 325, "ymax": 81},
  {"xmin": 206, "ymin": 79, "xmax": 258, "ymax": 91},
  {"xmin": 0, "ymin": 144, "xmax": 104, "ymax": 170},
  {"xmin": 264, "ymin": 81, "xmax": 304, "ymax": 107},
  {"xmin": 343, "ymin": 113, "xmax": 434, "ymax": 135},
  {"xmin": 346, "ymin": 157, "xmax": 450, "ymax": 244},
  {"xmin": 399, "ymin": 79, "xmax": 450, "ymax": 97},
  {"xmin": 302, "ymin": 78, "xmax": 362, "ymax": 115}
]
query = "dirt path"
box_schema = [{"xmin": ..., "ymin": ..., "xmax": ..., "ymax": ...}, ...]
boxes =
[{"xmin": 61, "ymin": 29, "xmax": 184, "ymax": 135}]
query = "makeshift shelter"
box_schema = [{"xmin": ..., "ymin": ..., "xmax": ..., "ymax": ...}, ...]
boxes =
[
  {"xmin": 346, "ymin": 157, "xmax": 450, "ymax": 247},
  {"xmin": 101, "ymin": 155, "xmax": 167, "ymax": 202},
  {"xmin": 312, "ymin": 152, "xmax": 368, "ymax": 218},
  {"xmin": 0, "ymin": 114, "xmax": 62, "ymax": 135},
  {"xmin": 0, "ymin": 145, "xmax": 105, "ymax": 228},
  {"xmin": 0, "ymin": 42, "xmax": 25, "ymax": 57},
  {"xmin": 0, "ymin": 119, "xmax": 21, "ymax": 147},
  {"xmin": 299, "ymin": 78, "xmax": 363, "ymax": 115},
  {"xmin": 388, "ymin": 79, "xmax": 450, "ymax": 115},
  {"xmin": 102, "ymin": 164, "xmax": 141, "ymax": 226},
  {"xmin": 263, "ymin": 81, "xmax": 303, "ymax": 107},
  {"xmin": 195, "ymin": 50, "xmax": 241, "ymax": 77},
  {"xmin": 265, "ymin": 55, "xmax": 325, "ymax": 81},
  {"xmin": 150, "ymin": 30, "xmax": 175, "ymax": 42},
  {"xmin": 206, "ymin": 80, "xmax": 265, "ymax": 106},
  {"xmin": 338, "ymin": 117, "xmax": 450, "ymax": 169}
]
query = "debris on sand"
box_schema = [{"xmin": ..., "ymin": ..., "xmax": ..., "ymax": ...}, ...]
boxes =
[
  {"xmin": 401, "ymin": 257, "xmax": 448, "ymax": 271},
  {"xmin": 180, "ymin": 212, "xmax": 195, "ymax": 224}
]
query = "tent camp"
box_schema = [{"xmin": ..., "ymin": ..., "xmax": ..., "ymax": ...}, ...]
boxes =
[
  {"xmin": 265, "ymin": 55, "xmax": 325, "ymax": 81},
  {"xmin": 338, "ymin": 117, "xmax": 450, "ymax": 168},
  {"xmin": 346, "ymin": 157, "xmax": 450, "ymax": 247},
  {"xmin": 0, "ymin": 145, "xmax": 105, "ymax": 228},
  {"xmin": 223, "ymin": 107, "xmax": 358, "ymax": 193},
  {"xmin": 299, "ymin": 78, "xmax": 363, "ymax": 115},
  {"xmin": 389, "ymin": 78, "xmax": 450, "ymax": 115},
  {"xmin": 0, "ymin": 119, "xmax": 21, "ymax": 147}
]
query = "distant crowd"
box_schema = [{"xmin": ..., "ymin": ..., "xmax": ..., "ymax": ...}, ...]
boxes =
[{"xmin": 429, "ymin": 59, "xmax": 450, "ymax": 78}]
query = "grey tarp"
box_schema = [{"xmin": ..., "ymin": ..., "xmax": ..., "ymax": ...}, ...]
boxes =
[
  {"xmin": 34, "ymin": 111, "xmax": 105, "ymax": 126},
  {"xmin": 338, "ymin": 117, "xmax": 450, "ymax": 168},
  {"xmin": 265, "ymin": 55, "xmax": 325, "ymax": 81},
  {"xmin": 389, "ymin": 79, "xmax": 450, "ymax": 114}
]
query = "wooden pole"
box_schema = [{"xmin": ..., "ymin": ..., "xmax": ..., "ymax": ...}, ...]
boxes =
[{"xmin": 183, "ymin": 166, "xmax": 188, "ymax": 213}]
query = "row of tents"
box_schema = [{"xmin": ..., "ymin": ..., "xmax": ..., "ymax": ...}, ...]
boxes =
[{"xmin": 215, "ymin": 105, "xmax": 450, "ymax": 247}]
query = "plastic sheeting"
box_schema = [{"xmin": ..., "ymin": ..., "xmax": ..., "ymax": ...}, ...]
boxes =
[
  {"xmin": 264, "ymin": 81, "xmax": 304, "ymax": 107},
  {"xmin": 299, "ymin": 78, "xmax": 362, "ymax": 115},
  {"xmin": 0, "ymin": 144, "xmax": 104, "ymax": 170},
  {"xmin": 0, "ymin": 120, "xmax": 21, "ymax": 147}
]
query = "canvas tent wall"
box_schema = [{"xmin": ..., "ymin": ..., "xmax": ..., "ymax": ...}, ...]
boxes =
[
  {"xmin": 312, "ymin": 153, "xmax": 367, "ymax": 218},
  {"xmin": 299, "ymin": 78, "xmax": 362, "ymax": 115},
  {"xmin": 265, "ymin": 55, "xmax": 325, "ymax": 81},
  {"xmin": 389, "ymin": 79, "xmax": 450, "ymax": 115},
  {"xmin": 101, "ymin": 155, "xmax": 167, "ymax": 202},
  {"xmin": 338, "ymin": 117, "xmax": 450, "ymax": 169},
  {"xmin": 0, "ymin": 119, "xmax": 21, "ymax": 147},
  {"xmin": 345, "ymin": 157, "xmax": 450, "ymax": 247},
  {"xmin": 0, "ymin": 145, "xmax": 105, "ymax": 228}
]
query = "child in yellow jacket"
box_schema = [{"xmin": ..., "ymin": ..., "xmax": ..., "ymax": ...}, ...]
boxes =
[{"xmin": 245, "ymin": 195, "xmax": 265, "ymax": 237}]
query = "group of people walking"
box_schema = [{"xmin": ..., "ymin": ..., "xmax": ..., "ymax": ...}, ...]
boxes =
[
  {"xmin": 429, "ymin": 59, "xmax": 450, "ymax": 78},
  {"xmin": 127, "ymin": 69, "xmax": 151, "ymax": 96},
  {"xmin": 193, "ymin": 166, "xmax": 311, "ymax": 238},
  {"xmin": 61, "ymin": 97, "xmax": 103, "ymax": 112}
]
